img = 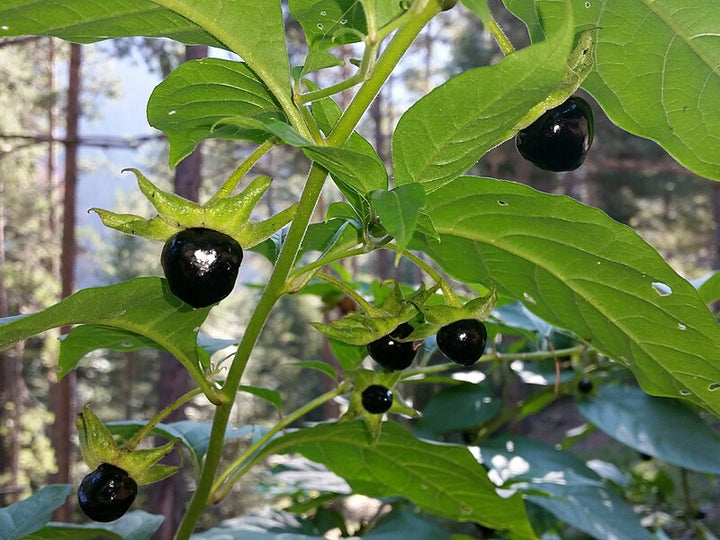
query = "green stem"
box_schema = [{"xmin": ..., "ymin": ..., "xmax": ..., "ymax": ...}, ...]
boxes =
[
  {"xmin": 124, "ymin": 388, "xmax": 203, "ymax": 450},
  {"xmin": 486, "ymin": 15, "xmax": 514, "ymax": 56},
  {"xmin": 209, "ymin": 139, "xmax": 276, "ymax": 203},
  {"xmin": 174, "ymin": 5, "xmax": 439, "ymax": 536},
  {"xmin": 315, "ymin": 272, "xmax": 377, "ymax": 313},
  {"xmin": 382, "ymin": 244, "xmax": 459, "ymax": 305},
  {"xmin": 327, "ymin": 0, "xmax": 440, "ymax": 146},
  {"xmin": 211, "ymin": 383, "xmax": 349, "ymax": 502},
  {"xmin": 402, "ymin": 347, "xmax": 584, "ymax": 378},
  {"xmin": 289, "ymin": 246, "xmax": 367, "ymax": 286}
]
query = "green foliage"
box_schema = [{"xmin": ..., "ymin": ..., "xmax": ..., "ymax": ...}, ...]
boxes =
[{"xmin": 1, "ymin": 0, "xmax": 719, "ymax": 538}]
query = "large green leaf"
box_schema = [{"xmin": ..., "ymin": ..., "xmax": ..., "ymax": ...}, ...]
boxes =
[
  {"xmin": 147, "ymin": 58, "xmax": 284, "ymax": 167},
  {"xmin": 481, "ymin": 436, "xmax": 653, "ymax": 540},
  {"xmin": 0, "ymin": 485, "xmax": 72, "ymax": 540},
  {"xmin": 392, "ymin": 0, "xmax": 574, "ymax": 192},
  {"xmin": 0, "ymin": 0, "xmax": 292, "ymax": 119},
  {"xmin": 505, "ymin": 0, "xmax": 720, "ymax": 180},
  {"xmin": 0, "ymin": 277, "xmax": 214, "ymax": 397},
  {"xmin": 23, "ymin": 511, "xmax": 164, "ymax": 540},
  {"xmin": 258, "ymin": 421, "xmax": 536, "ymax": 538},
  {"xmin": 410, "ymin": 176, "xmax": 720, "ymax": 416},
  {"xmin": 577, "ymin": 385, "xmax": 720, "ymax": 474}
]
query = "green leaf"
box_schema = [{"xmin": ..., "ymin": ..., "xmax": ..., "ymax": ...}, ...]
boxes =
[
  {"xmin": 415, "ymin": 382, "xmax": 501, "ymax": 437},
  {"xmin": 147, "ymin": 58, "xmax": 284, "ymax": 167},
  {"xmin": 411, "ymin": 176, "xmax": 720, "ymax": 416},
  {"xmin": 364, "ymin": 508, "xmax": 452, "ymax": 540},
  {"xmin": 284, "ymin": 360, "xmax": 337, "ymax": 380},
  {"xmin": 0, "ymin": 484, "xmax": 72, "ymax": 540},
  {"xmin": 24, "ymin": 511, "xmax": 164, "ymax": 540},
  {"xmin": 481, "ymin": 436, "xmax": 653, "ymax": 540},
  {"xmin": 0, "ymin": 1, "xmax": 293, "ymax": 123},
  {"xmin": 259, "ymin": 421, "xmax": 535, "ymax": 538},
  {"xmin": 392, "ymin": 0, "xmax": 574, "ymax": 192},
  {"xmin": 239, "ymin": 385, "xmax": 283, "ymax": 412},
  {"xmin": 300, "ymin": 50, "xmax": 345, "ymax": 77},
  {"xmin": 59, "ymin": 325, "xmax": 160, "ymax": 378},
  {"xmin": 694, "ymin": 271, "xmax": 720, "ymax": 304},
  {"xmin": 0, "ymin": 1, "xmax": 223, "ymax": 46},
  {"xmin": 577, "ymin": 385, "xmax": 720, "ymax": 474},
  {"xmin": 507, "ymin": 0, "xmax": 720, "ymax": 180},
  {"xmin": 371, "ymin": 184, "xmax": 427, "ymax": 252},
  {"xmin": 0, "ymin": 278, "xmax": 214, "ymax": 397},
  {"xmin": 289, "ymin": 0, "xmax": 366, "ymax": 50},
  {"xmin": 303, "ymin": 145, "xmax": 388, "ymax": 198},
  {"xmin": 329, "ymin": 338, "xmax": 367, "ymax": 371}
]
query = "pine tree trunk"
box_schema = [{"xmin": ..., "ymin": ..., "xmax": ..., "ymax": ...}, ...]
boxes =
[{"xmin": 49, "ymin": 42, "xmax": 81, "ymax": 521}]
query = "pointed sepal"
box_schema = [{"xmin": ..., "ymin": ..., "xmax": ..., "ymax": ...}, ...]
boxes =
[
  {"xmin": 77, "ymin": 406, "xmax": 122, "ymax": 470},
  {"xmin": 88, "ymin": 209, "xmax": 179, "ymax": 241}
]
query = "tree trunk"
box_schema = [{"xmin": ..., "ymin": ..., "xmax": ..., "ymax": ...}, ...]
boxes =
[
  {"xmin": 49, "ymin": 42, "xmax": 81, "ymax": 521},
  {"xmin": 150, "ymin": 44, "xmax": 208, "ymax": 540}
]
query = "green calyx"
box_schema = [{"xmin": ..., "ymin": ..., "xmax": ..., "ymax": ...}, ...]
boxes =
[
  {"xmin": 77, "ymin": 405, "xmax": 178, "ymax": 485},
  {"xmin": 90, "ymin": 168, "xmax": 297, "ymax": 248},
  {"xmin": 340, "ymin": 369, "xmax": 419, "ymax": 443}
]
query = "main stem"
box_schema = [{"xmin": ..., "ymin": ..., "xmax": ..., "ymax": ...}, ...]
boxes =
[{"xmin": 174, "ymin": 3, "xmax": 441, "ymax": 537}]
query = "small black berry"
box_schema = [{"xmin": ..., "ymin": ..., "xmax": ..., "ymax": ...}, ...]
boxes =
[
  {"xmin": 361, "ymin": 385, "xmax": 393, "ymax": 414},
  {"xmin": 436, "ymin": 319, "xmax": 487, "ymax": 366},
  {"xmin": 161, "ymin": 227, "xmax": 243, "ymax": 308},
  {"xmin": 78, "ymin": 463, "xmax": 138, "ymax": 522},
  {"xmin": 577, "ymin": 378, "xmax": 594, "ymax": 394},
  {"xmin": 516, "ymin": 96, "xmax": 594, "ymax": 172},
  {"xmin": 367, "ymin": 323, "xmax": 421, "ymax": 371}
]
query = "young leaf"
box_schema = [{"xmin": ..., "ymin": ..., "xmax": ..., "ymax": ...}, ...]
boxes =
[
  {"xmin": 147, "ymin": 58, "xmax": 284, "ymax": 167},
  {"xmin": 507, "ymin": 0, "xmax": 720, "ymax": 181},
  {"xmin": 0, "ymin": 484, "xmax": 72, "ymax": 540},
  {"xmin": 577, "ymin": 385, "xmax": 720, "ymax": 474},
  {"xmin": 21, "ymin": 511, "xmax": 164, "ymax": 540},
  {"xmin": 371, "ymin": 184, "xmax": 427, "ymax": 252},
  {"xmin": 258, "ymin": 421, "xmax": 536, "ymax": 538},
  {"xmin": 392, "ymin": 0, "xmax": 574, "ymax": 192},
  {"xmin": 411, "ymin": 176, "xmax": 720, "ymax": 416}
]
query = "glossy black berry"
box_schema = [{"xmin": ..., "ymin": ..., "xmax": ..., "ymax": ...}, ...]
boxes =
[
  {"xmin": 436, "ymin": 319, "xmax": 487, "ymax": 366},
  {"xmin": 515, "ymin": 96, "xmax": 594, "ymax": 172},
  {"xmin": 577, "ymin": 378, "xmax": 594, "ymax": 394},
  {"xmin": 161, "ymin": 227, "xmax": 243, "ymax": 308},
  {"xmin": 361, "ymin": 385, "xmax": 393, "ymax": 414},
  {"xmin": 367, "ymin": 323, "xmax": 421, "ymax": 371},
  {"xmin": 78, "ymin": 463, "xmax": 138, "ymax": 522}
]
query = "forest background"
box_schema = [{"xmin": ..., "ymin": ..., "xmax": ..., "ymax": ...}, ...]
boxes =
[{"xmin": 1, "ymin": 1, "xmax": 719, "ymax": 539}]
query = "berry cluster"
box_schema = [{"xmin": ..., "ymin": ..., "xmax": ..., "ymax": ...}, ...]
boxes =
[{"xmin": 361, "ymin": 318, "xmax": 488, "ymax": 415}]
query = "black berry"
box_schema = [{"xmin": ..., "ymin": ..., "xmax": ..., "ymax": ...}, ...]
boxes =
[
  {"xmin": 436, "ymin": 319, "xmax": 487, "ymax": 366},
  {"xmin": 161, "ymin": 227, "xmax": 243, "ymax": 308},
  {"xmin": 361, "ymin": 385, "xmax": 393, "ymax": 414},
  {"xmin": 515, "ymin": 96, "xmax": 594, "ymax": 172},
  {"xmin": 577, "ymin": 378, "xmax": 594, "ymax": 394},
  {"xmin": 367, "ymin": 323, "xmax": 421, "ymax": 371},
  {"xmin": 78, "ymin": 463, "xmax": 138, "ymax": 522}
]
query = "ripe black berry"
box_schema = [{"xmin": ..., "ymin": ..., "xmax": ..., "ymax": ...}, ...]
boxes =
[
  {"xmin": 361, "ymin": 385, "xmax": 393, "ymax": 414},
  {"xmin": 161, "ymin": 227, "xmax": 243, "ymax": 308},
  {"xmin": 577, "ymin": 378, "xmax": 594, "ymax": 394},
  {"xmin": 78, "ymin": 463, "xmax": 138, "ymax": 522},
  {"xmin": 515, "ymin": 96, "xmax": 594, "ymax": 172},
  {"xmin": 367, "ymin": 323, "xmax": 421, "ymax": 371},
  {"xmin": 436, "ymin": 319, "xmax": 487, "ymax": 366}
]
